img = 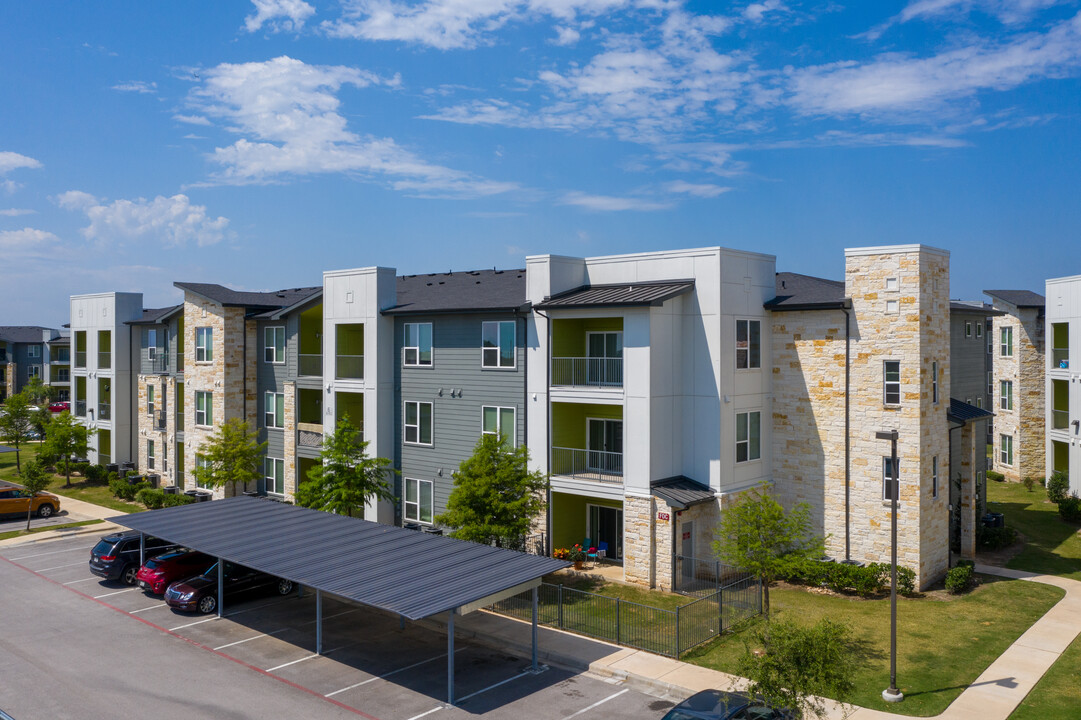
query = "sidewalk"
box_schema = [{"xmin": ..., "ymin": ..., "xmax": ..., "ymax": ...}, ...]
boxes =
[
  {"xmin": 0, "ymin": 494, "xmax": 122, "ymax": 547},
  {"xmin": 448, "ymin": 564, "xmax": 1081, "ymax": 720}
]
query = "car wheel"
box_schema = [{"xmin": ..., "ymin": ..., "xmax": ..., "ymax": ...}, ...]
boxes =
[
  {"xmin": 37, "ymin": 504, "xmax": 55, "ymax": 518},
  {"xmin": 277, "ymin": 579, "xmax": 294, "ymax": 596},
  {"xmin": 198, "ymin": 594, "xmax": 217, "ymax": 614},
  {"xmin": 121, "ymin": 565, "xmax": 139, "ymax": 586}
]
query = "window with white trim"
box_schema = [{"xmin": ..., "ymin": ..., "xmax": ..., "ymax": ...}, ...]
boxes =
[
  {"xmin": 148, "ymin": 440, "xmax": 156, "ymax": 470},
  {"xmin": 264, "ymin": 326, "xmax": 285, "ymax": 364},
  {"xmin": 1000, "ymin": 434, "xmax": 1013, "ymax": 465},
  {"xmin": 965, "ymin": 322, "xmax": 972, "ymax": 338},
  {"xmin": 482, "ymin": 406, "xmax": 516, "ymax": 443},
  {"xmin": 932, "ymin": 456, "xmax": 938, "ymax": 498},
  {"xmin": 1000, "ymin": 380, "xmax": 1013, "ymax": 410},
  {"xmin": 264, "ymin": 391, "xmax": 284, "ymax": 428},
  {"xmin": 195, "ymin": 391, "xmax": 213, "ymax": 427},
  {"xmin": 265, "ymin": 457, "xmax": 285, "ymax": 496},
  {"xmin": 735, "ymin": 411, "xmax": 761, "ymax": 463},
  {"xmin": 404, "ymin": 478, "xmax": 433, "ymax": 524},
  {"xmin": 931, "ymin": 361, "xmax": 938, "ymax": 404},
  {"xmin": 28, "ymin": 345, "xmax": 40, "ymax": 359},
  {"xmin": 882, "ymin": 456, "xmax": 900, "ymax": 501},
  {"xmin": 987, "ymin": 323, "xmax": 994, "ymax": 354},
  {"xmin": 147, "ymin": 384, "xmax": 155, "ymax": 416},
  {"xmin": 975, "ymin": 323, "xmax": 983, "ymax": 338},
  {"xmin": 481, "ymin": 321, "xmax": 516, "ymax": 368},
  {"xmin": 403, "ymin": 323, "xmax": 433, "ymax": 367},
  {"xmin": 195, "ymin": 327, "xmax": 213, "ymax": 363},
  {"xmin": 147, "ymin": 328, "xmax": 157, "ymax": 359},
  {"xmin": 195, "ymin": 454, "xmax": 212, "ymax": 489},
  {"xmin": 27, "ymin": 365, "xmax": 40, "ymax": 379},
  {"xmin": 1000, "ymin": 326, "xmax": 1013, "ymax": 357},
  {"xmin": 886, "ymin": 300, "xmax": 899, "ymax": 314},
  {"xmin": 976, "ymin": 397, "xmax": 983, "ymax": 409},
  {"xmin": 404, "ymin": 401, "xmax": 432, "ymax": 445},
  {"xmin": 987, "ymin": 371, "xmax": 993, "ymax": 395},
  {"xmin": 736, "ymin": 319, "xmax": 761, "ymax": 370},
  {"xmin": 883, "ymin": 360, "xmax": 901, "ymax": 405}
]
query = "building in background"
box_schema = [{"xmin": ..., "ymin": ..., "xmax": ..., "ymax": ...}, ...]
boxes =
[
  {"xmin": 1045, "ymin": 275, "xmax": 1080, "ymax": 494},
  {"xmin": 128, "ymin": 305, "xmax": 185, "ymax": 487},
  {"xmin": 0, "ymin": 326, "xmax": 70, "ymax": 402}
]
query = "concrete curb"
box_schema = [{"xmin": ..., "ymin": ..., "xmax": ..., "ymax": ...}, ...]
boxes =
[{"xmin": 0, "ymin": 521, "xmax": 119, "ymax": 548}]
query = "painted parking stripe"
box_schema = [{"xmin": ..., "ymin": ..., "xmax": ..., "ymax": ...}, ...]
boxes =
[
  {"xmin": 456, "ymin": 670, "xmax": 531, "ymax": 705},
  {"xmin": 561, "ymin": 689, "xmax": 629, "ymax": 720},
  {"xmin": 8, "ymin": 544, "xmax": 95, "ymax": 560},
  {"xmin": 325, "ymin": 650, "xmax": 463, "ymax": 698},
  {"xmin": 94, "ymin": 588, "xmax": 138, "ymax": 599},
  {"xmin": 266, "ymin": 647, "xmax": 344, "ymax": 673},
  {"xmin": 36, "ymin": 561, "xmax": 89, "ymax": 572},
  {"xmin": 300, "ymin": 608, "xmax": 359, "ymax": 625},
  {"xmin": 169, "ymin": 617, "xmax": 219, "ymax": 631},
  {"xmin": 214, "ymin": 629, "xmax": 285, "ymax": 651},
  {"xmin": 130, "ymin": 603, "xmax": 170, "ymax": 613},
  {"xmin": 405, "ymin": 707, "xmax": 443, "ymax": 720},
  {"xmin": 63, "ymin": 577, "xmax": 101, "ymax": 585}
]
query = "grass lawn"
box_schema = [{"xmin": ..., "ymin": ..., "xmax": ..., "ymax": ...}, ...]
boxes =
[
  {"xmin": 1, "ymin": 444, "xmax": 139, "ymax": 514},
  {"xmin": 682, "ymin": 577, "xmax": 1062, "ymax": 717},
  {"xmin": 986, "ymin": 479, "xmax": 1081, "ymax": 581},
  {"xmin": 0, "ymin": 519, "xmax": 104, "ymax": 542},
  {"xmin": 1009, "ymin": 633, "xmax": 1081, "ymax": 720}
]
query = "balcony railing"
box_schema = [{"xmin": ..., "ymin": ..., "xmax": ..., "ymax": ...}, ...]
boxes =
[
  {"xmin": 1052, "ymin": 348, "xmax": 1069, "ymax": 370},
  {"xmin": 335, "ymin": 354, "xmax": 364, "ymax": 380},
  {"xmin": 54, "ymin": 370, "xmax": 70, "ymax": 382},
  {"xmin": 550, "ymin": 447, "xmax": 623, "ymax": 483},
  {"xmin": 176, "ymin": 411, "xmax": 184, "ymax": 429},
  {"xmin": 153, "ymin": 411, "xmax": 166, "ymax": 431},
  {"xmin": 98, "ymin": 403, "xmax": 111, "ymax": 421},
  {"xmin": 52, "ymin": 354, "xmax": 70, "ymax": 364},
  {"xmin": 175, "ymin": 352, "xmax": 184, "ymax": 373},
  {"xmin": 98, "ymin": 352, "xmax": 111, "ymax": 369},
  {"xmin": 551, "ymin": 358, "xmax": 623, "ymax": 388},
  {"xmin": 148, "ymin": 355, "xmax": 170, "ymax": 373},
  {"xmin": 298, "ymin": 422, "xmax": 324, "ymax": 449},
  {"xmin": 75, "ymin": 351, "xmax": 86, "ymax": 368},
  {"xmin": 75, "ymin": 400, "xmax": 86, "ymax": 417},
  {"xmin": 1053, "ymin": 409, "xmax": 1070, "ymax": 431},
  {"xmin": 299, "ymin": 354, "xmax": 322, "ymax": 377}
]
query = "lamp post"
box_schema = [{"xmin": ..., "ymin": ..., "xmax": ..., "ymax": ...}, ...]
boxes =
[{"xmin": 876, "ymin": 429, "xmax": 903, "ymax": 704}]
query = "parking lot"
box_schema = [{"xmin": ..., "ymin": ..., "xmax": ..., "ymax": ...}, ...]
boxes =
[{"xmin": 0, "ymin": 532, "xmax": 683, "ymax": 720}]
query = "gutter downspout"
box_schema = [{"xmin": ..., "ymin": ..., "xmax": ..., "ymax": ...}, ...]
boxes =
[{"xmin": 842, "ymin": 301, "xmax": 852, "ymax": 563}]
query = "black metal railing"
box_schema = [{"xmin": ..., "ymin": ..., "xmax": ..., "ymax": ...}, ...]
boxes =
[
  {"xmin": 550, "ymin": 447, "xmax": 623, "ymax": 482},
  {"xmin": 154, "ymin": 410, "xmax": 166, "ymax": 431},
  {"xmin": 75, "ymin": 400, "xmax": 86, "ymax": 416},
  {"xmin": 98, "ymin": 403, "xmax": 111, "ymax": 421}
]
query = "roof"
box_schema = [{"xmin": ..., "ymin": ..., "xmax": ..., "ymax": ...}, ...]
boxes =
[
  {"xmin": 108, "ymin": 496, "xmax": 568, "ymax": 620},
  {"xmin": 384, "ymin": 269, "xmax": 528, "ymax": 315},
  {"xmin": 950, "ymin": 301, "xmax": 1005, "ymax": 316},
  {"xmin": 765, "ymin": 272, "xmax": 848, "ymax": 311},
  {"xmin": 535, "ymin": 280, "xmax": 695, "ymax": 309},
  {"xmin": 0, "ymin": 326, "xmax": 59, "ymax": 343},
  {"xmin": 651, "ymin": 476, "xmax": 715, "ymax": 510},
  {"xmin": 948, "ymin": 398, "xmax": 994, "ymax": 424},
  {"xmin": 984, "ymin": 290, "xmax": 1045, "ymax": 309},
  {"xmin": 127, "ymin": 305, "xmax": 183, "ymax": 326},
  {"xmin": 174, "ymin": 283, "xmax": 321, "ymax": 312}
]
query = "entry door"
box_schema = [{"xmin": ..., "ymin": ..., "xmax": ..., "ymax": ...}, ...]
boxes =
[
  {"xmin": 588, "ymin": 505, "xmax": 624, "ymax": 560},
  {"xmin": 587, "ymin": 332, "xmax": 623, "ymax": 386},
  {"xmin": 587, "ymin": 418, "xmax": 623, "ymax": 474}
]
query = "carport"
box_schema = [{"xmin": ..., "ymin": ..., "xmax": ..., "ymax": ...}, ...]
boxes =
[{"xmin": 109, "ymin": 496, "xmax": 568, "ymax": 704}]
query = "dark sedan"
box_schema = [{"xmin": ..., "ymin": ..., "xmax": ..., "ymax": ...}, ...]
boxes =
[
  {"xmin": 164, "ymin": 561, "xmax": 295, "ymax": 614},
  {"xmin": 662, "ymin": 691, "xmax": 793, "ymax": 720}
]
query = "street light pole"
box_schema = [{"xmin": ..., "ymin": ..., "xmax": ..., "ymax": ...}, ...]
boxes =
[{"xmin": 876, "ymin": 429, "xmax": 904, "ymax": 704}]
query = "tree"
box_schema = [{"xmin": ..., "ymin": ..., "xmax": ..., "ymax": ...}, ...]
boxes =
[
  {"xmin": 436, "ymin": 433, "xmax": 547, "ymax": 548},
  {"xmin": 192, "ymin": 418, "xmax": 267, "ymax": 493},
  {"xmin": 0, "ymin": 392, "xmax": 34, "ymax": 474},
  {"xmin": 22, "ymin": 377, "xmax": 56, "ymax": 409},
  {"xmin": 736, "ymin": 617, "xmax": 856, "ymax": 719},
  {"xmin": 18, "ymin": 460, "xmax": 51, "ymax": 532},
  {"xmin": 296, "ymin": 415, "xmax": 394, "ymax": 518},
  {"xmin": 42, "ymin": 411, "xmax": 94, "ymax": 488},
  {"xmin": 29, "ymin": 405, "xmax": 53, "ymax": 447},
  {"xmin": 713, "ymin": 488, "xmax": 824, "ymax": 619}
]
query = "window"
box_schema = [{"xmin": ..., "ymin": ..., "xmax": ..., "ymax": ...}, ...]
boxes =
[
  {"xmin": 931, "ymin": 361, "xmax": 938, "ymax": 404},
  {"xmin": 735, "ymin": 411, "xmax": 761, "ymax": 463},
  {"xmin": 147, "ymin": 385, "xmax": 155, "ymax": 416},
  {"xmin": 404, "ymin": 478, "xmax": 433, "ymax": 524},
  {"xmin": 264, "ymin": 391, "xmax": 284, "ymax": 428},
  {"xmin": 147, "ymin": 329, "xmax": 157, "ymax": 359},
  {"xmin": 195, "ymin": 454, "xmax": 212, "ymax": 489},
  {"xmin": 965, "ymin": 322, "xmax": 972, "ymax": 338},
  {"xmin": 195, "ymin": 391, "xmax": 213, "ymax": 427},
  {"xmin": 975, "ymin": 323, "xmax": 983, "ymax": 338},
  {"xmin": 882, "ymin": 457, "xmax": 900, "ymax": 501},
  {"xmin": 195, "ymin": 327, "xmax": 213, "ymax": 363},
  {"xmin": 1000, "ymin": 434, "xmax": 1013, "ymax": 465},
  {"xmin": 1000, "ymin": 326, "xmax": 1013, "ymax": 357},
  {"xmin": 265, "ymin": 457, "xmax": 285, "ymax": 496},
  {"xmin": 883, "ymin": 361, "xmax": 901, "ymax": 405},
  {"xmin": 885, "ymin": 277, "xmax": 898, "ymax": 291},
  {"xmin": 481, "ymin": 321, "xmax": 516, "ymax": 368},
  {"xmin": 147, "ymin": 441, "xmax": 156, "ymax": 470},
  {"xmin": 1000, "ymin": 380, "xmax": 1013, "ymax": 410},
  {"xmin": 264, "ymin": 326, "xmax": 285, "ymax": 364},
  {"xmin": 886, "ymin": 300, "xmax": 899, "ymax": 314},
  {"xmin": 932, "ymin": 456, "xmax": 938, "ymax": 498},
  {"xmin": 482, "ymin": 406, "xmax": 516, "ymax": 443},
  {"xmin": 404, "ymin": 401, "xmax": 432, "ymax": 445},
  {"xmin": 28, "ymin": 345, "xmax": 40, "ymax": 359},
  {"xmin": 987, "ymin": 371, "xmax": 993, "ymax": 395},
  {"xmin": 976, "ymin": 397, "xmax": 983, "ymax": 409},
  {"xmin": 987, "ymin": 324, "xmax": 994, "ymax": 354},
  {"xmin": 403, "ymin": 323, "xmax": 432, "ymax": 367},
  {"xmin": 736, "ymin": 320, "xmax": 761, "ymax": 369},
  {"xmin": 27, "ymin": 365, "xmax": 40, "ymax": 379}
]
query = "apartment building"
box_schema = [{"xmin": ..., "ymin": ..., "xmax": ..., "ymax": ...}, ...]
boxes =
[
  {"xmin": 129, "ymin": 305, "xmax": 185, "ymax": 486},
  {"xmin": 1046, "ymin": 275, "xmax": 1080, "ymax": 494},
  {"xmin": 0, "ymin": 326, "xmax": 70, "ymax": 402},
  {"xmin": 985, "ymin": 290, "xmax": 1046, "ymax": 482}
]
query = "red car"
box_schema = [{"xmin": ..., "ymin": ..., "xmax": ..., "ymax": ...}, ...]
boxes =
[
  {"xmin": 48, "ymin": 401, "xmax": 70, "ymax": 413},
  {"xmin": 136, "ymin": 549, "xmax": 215, "ymax": 595}
]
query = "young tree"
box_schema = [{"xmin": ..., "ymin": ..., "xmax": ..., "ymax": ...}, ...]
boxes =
[
  {"xmin": 736, "ymin": 617, "xmax": 856, "ymax": 719},
  {"xmin": 29, "ymin": 405, "xmax": 53, "ymax": 447},
  {"xmin": 296, "ymin": 415, "xmax": 395, "ymax": 518},
  {"xmin": 22, "ymin": 377, "xmax": 56, "ymax": 409},
  {"xmin": 436, "ymin": 433, "xmax": 547, "ymax": 548},
  {"xmin": 18, "ymin": 460, "xmax": 51, "ymax": 532},
  {"xmin": 0, "ymin": 392, "xmax": 34, "ymax": 474},
  {"xmin": 713, "ymin": 488, "xmax": 824, "ymax": 619},
  {"xmin": 42, "ymin": 411, "xmax": 94, "ymax": 487},
  {"xmin": 192, "ymin": 418, "xmax": 267, "ymax": 493}
]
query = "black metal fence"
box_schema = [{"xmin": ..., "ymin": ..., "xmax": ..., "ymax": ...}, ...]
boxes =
[{"xmin": 487, "ymin": 568, "xmax": 760, "ymax": 658}]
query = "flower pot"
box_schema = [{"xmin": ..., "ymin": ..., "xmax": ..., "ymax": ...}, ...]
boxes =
[{"xmin": 573, "ymin": 560, "xmax": 584, "ymax": 570}]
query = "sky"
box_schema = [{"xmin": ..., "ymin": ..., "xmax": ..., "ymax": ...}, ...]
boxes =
[{"xmin": 2, "ymin": 0, "xmax": 1079, "ymax": 327}]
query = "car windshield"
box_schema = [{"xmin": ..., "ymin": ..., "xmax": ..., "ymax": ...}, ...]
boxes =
[
  {"xmin": 201, "ymin": 562, "xmax": 218, "ymax": 577},
  {"xmin": 93, "ymin": 539, "xmax": 118, "ymax": 555}
]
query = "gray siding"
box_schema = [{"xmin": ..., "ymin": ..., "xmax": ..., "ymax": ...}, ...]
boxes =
[
  {"xmin": 951, "ymin": 313, "xmax": 992, "ymax": 410},
  {"xmin": 12, "ymin": 342, "xmax": 44, "ymax": 389},
  {"xmin": 395, "ymin": 314, "xmax": 528, "ymax": 524},
  {"xmin": 256, "ymin": 316, "xmax": 297, "ymax": 461}
]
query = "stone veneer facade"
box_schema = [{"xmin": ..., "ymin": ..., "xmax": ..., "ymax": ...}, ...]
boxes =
[
  {"xmin": 137, "ymin": 374, "xmax": 182, "ymax": 484},
  {"xmin": 772, "ymin": 246, "xmax": 951, "ymax": 589},
  {"xmin": 991, "ymin": 307, "xmax": 1045, "ymax": 482},
  {"xmin": 283, "ymin": 379, "xmax": 298, "ymax": 498}
]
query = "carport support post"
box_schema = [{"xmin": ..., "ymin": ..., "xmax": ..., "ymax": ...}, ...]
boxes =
[
  {"xmin": 139, "ymin": 533, "xmax": 145, "ymax": 567},
  {"xmin": 316, "ymin": 589, "xmax": 323, "ymax": 655},
  {"xmin": 217, "ymin": 559, "xmax": 223, "ymax": 619},
  {"xmin": 531, "ymin": 586, "xmax": 538, "ymax": 671},
  {"xmin": 447, "ymin": 609, "xmax": 456, "ymax": 706}
]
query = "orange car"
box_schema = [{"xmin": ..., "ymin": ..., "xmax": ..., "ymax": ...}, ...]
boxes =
[{"xmin": 0, "ymin": 485, "xmax": 60, "ymax": 518}]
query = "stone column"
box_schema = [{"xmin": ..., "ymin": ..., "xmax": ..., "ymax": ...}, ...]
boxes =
[
  {"xmin": 284, "ymin": 380, "xmax": 297, "ymax": 498},
  {"xmin": 623, "ymin": 495, "xmax": 655, "ymax": 588}
]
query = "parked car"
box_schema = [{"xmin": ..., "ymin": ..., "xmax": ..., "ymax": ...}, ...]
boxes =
[
  {"xmin": 135, "ymin": 549, "xmax": 215, "ymax": 595},
  {"xmin": 89, "ymin": 531, "xmax": 180, "ymax": 585},
  {"xmin": 661, "ymin": 691, "xmax": 794, "ymax": 720},
  {"xmin": 48, "ymin": 401, "xmax": 70, "ymax": 413},
  {"xmin": 164, "ymin": 561, "xmax": 295, "ymax": 614},
  {"xmin": 0, "ymin": 486, "xmax": 60, "ymax": 518}
]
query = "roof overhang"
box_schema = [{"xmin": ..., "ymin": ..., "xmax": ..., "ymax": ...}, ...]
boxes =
[
  {"xmin": 947, "ymin": 398, "xmax": 994, "ymax": 425},
  {"xmin": 266, "ymin": 290, "xmax": 324, "ymax": 320},
  {"xmin": 383, "ymin": 302, "xmax": 533, "ymax": 316},
  {"xmin": 651, "ymin": 476, "xmax": 715, "ymax": 510},
  {"xmin": 765, "ymin": 298, "xmax": 852, "ymax": 312},
  {"xmin": 536, "ymin": 280, "xmax": 694, "ymax": 310}
]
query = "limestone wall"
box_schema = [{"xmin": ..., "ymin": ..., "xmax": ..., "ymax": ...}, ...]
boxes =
[
  {"xmin": 623, "ymin": 494, "xmax": 655, "ymax": 587},
  {"xmin": 992, "ymin": 308, "xmax": 1045, "ymax": 481}
]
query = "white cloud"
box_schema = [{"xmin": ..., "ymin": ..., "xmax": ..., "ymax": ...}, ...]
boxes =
[
  {"xmin": 551, "ymin": 25, "xmax": 580, "ymax": 45},
  {"xmin": 862, "ymin": 0, "xmax": 1067, "ymax": 41},
  {"xmin": 186, "ymin": 56, "xmax": 514, "ymax": 197},
  {"xmin": 174, "ymin": 114, "xmax": 212, "ymax": 126},
  {"xmin": 0, "ymin": 227, "xmax": 59, "ymax": 249},
  {"xmin": 244, "ymin": 0, "xmax": 316, "ymax": 32},
  {"xmin": 112, "ymin": 81, "xmax": 157, "ymax": 94},
  {"xmin": 743, "ymin": 1, "xmax": 784, "ymax": 22},
  {"xmin": 560, "ymin": 191, "xmax": 673, "ymax": 211},
  {"xmin": 0, "ymin": 151, "xmax": 42, "ymax": 175},
  {"xmin": 664, "ymin": 180, "xmax": 732, "ymax": 197},
  {"xmin": 0, "ymin": 208, "xmax": 36, "ymax": 217},
  {"xmin": 58, "ymin": 191, "xmax": 232, "ymax": 247}
]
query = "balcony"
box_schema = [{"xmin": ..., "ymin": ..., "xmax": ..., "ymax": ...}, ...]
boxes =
[
  {"xmin": 153, "ymin": 411, "xmax": 166, "ymax": 431},
  {"xmin": 551, "ymin": 357, "xmax": 623, "ymax": 388},
  {"xmin": 1052, "ymin": 348, "xmax": 1069, "ymax": 370},
  {"xmin": 1053, "ymin": 379, "xmax": 1070, "ymax": 432},
  {"xmin": 176, "ymin": 411, "xmax": 184, "ymax": 429},
  {"xmin": 98, "ymin": 403, "xmax": 111, "ymax": 421},
  {"xmin": 335, "ymin": 354, "xmax": 364, "ymax": 380},
  {"xmin": 54, "ymin": 369, "xmax": 70, "ymax": 383},
  {"xmin": 98, "ymin": 351, "xmax": 111, "ymax": 370},
  {"xmin": 75, "ymin": 400, "xmax": 86, "ymax": 417},
  {"xmin": 297, "ymin": 422, "xmax": 324, "ymax": 449},
  {"xmin": 75, "ymin": 351, "xmax": 86, "ymax": 368},
  {"xmin": 52, "ymin": 352, "xmax": 70, "ymax": 364},
  {"xmin": 1053, "ymin": 410, "xmax": 1069, "ymax": 430},
  {"xmin": 551, "ymin": 447, "xmax": 623, "ymax": 484},
  {"xmin": 299, "ymin": 354, "xmax": 322, "ymax": 377},
  {"xmin": 1052, "ymin": 323, "xmax": 1069, "ymax": 370}
]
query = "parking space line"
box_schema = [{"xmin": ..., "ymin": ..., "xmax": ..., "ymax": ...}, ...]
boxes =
[
  {"xmin": 63, "ymin": 577, "xmax": 101, "ymax": 585},
  {"xmin": 226, "ymin": 596, "xmax": 292, "ymax": 617},
  {"xmin": 214, "ymin": 629, "xmax": 285, "ymax": 650},
  {"xmin": 456, "ymin": 670, "xmax": 531, "ymax": 705},
  {"xmin": 561, "ymin": 689, "xmax": 629, "ymax": 719},
  {"xmin": 130, "ymin": 604, "xmax": 170, "ymax": 614},
  {"xmin": 266, "ymin": 646, "xmax": 345, "ymax": 673},
  {"xmin": 300, "ymin": 608, "xmax": 359, "ymax": 625},
  {"xmin": 36, "ymin": 561, "xmax": 90, "ymax": 572},
  {"xmin": 405, "ymin": 707, "xmax": 444, "ymax": 720},
  {"xmin": 169, "ymin": 617, "xmax": 219, "ymax": 631},
  {"xmin": 325, "ymin": 650, "xmax": 462, "ymax": 698},
  {"xmin": 8, "ymin": 545, "xmax": 95, "ymax": 560},
  {"xmin": 94, "ymin": 588, "xmax": 138, "ymax": 599}
]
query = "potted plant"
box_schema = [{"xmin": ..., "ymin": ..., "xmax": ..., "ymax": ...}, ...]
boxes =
[{"xmin": 567, "ymin": 543, "xmax": 586, "ymax": 570}]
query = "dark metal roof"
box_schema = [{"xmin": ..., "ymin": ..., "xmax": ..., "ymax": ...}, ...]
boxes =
[
  {"xmin": 108, "ymin": 496, "xmax": 568, "ymax": 620},
  {"xmin": 651, "ymin": 476, "xmax": 715, "ymax": 510},
  {"xmin": 127, "ymin": 305, "xmax": 183, "ymax": 326},
  {"xmin": 984, "ymin": 289, "xmax": 1045, "ymax": 309},
  {"xmin": 0, "ymin": 326, "xmax": 60, "ymax": 343},
  {"xmin": 765, "ymin": 272, "xmax": 848, "ymax": 311},
  {"xmin": 948, "ymin": 398, "xmax": 994, "ymax": 424},
  {"xmin": 384, "ymin": 269, "xmax": 528, "ymax": 315},
  {"xmin": 174, "ymin": 283, "xmax": 321, "ymax": 312},
  {"xmin": 950, "ymin": 301, "xmax": 1005, "ymax": 316},
  {"xmin": 536, "ymin": 280, "xmax": 695, "ymax": 309}
]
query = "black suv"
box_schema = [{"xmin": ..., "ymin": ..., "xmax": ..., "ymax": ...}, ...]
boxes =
[{"xmin": 89, "ymin": 531, "xmax": 180, "ymax": 585}]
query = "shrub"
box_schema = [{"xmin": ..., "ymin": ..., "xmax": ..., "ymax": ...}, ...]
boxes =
[
  {"xmin": 108, "ymin": 477, "xmax": 126, "ymax": 498},
  {"xmin": 73, "ymin": 462, "xmax": 90, "ymax": 476},
  {"xmin": 977, "ymin": 525, "xmax": 1017, "ymax": 551},
  {"xmin": 987, "ymin": 471, "xmax": 1005, "ymax": 482},
  {"xmin": 163, "ymin": 493, "xmax": 195, "ymax": 507},
  {"xmin": 106, "ymin": 471, "xmax": 119, "ymax": 484},
  {"xmin": 1022, "ymin": 476, "xmax": 1037, "ymax": 492},
  {"xmin": 1047, "ymin": 472, "xmax": 1070, "ymax": 504},
  {"xmin": 84, "ymin": 464, "xmax": 106, "ymax": 484},
  {"xmin": 135, "ymin": 488, "xmax": 166, "ymax": 510},
  {"xmin": 1058, "ymin": 495, "xmax": 1081, "ymax": 524},
  {"xmin": 945, "ymin": 565, "xmax": 974, "ymax": 594},
  {"xmin": 110, "ymin": 479, "xmax": 149, "ymax": 502},
  {"xmin": 787, "ymin": 560, "xmax": 916, "ymax": 597}
]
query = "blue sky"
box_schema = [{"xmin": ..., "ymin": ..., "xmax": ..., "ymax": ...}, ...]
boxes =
[{"xmin": 2, "ymin": 0, "xmax": 1079, "ymax": 326}]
